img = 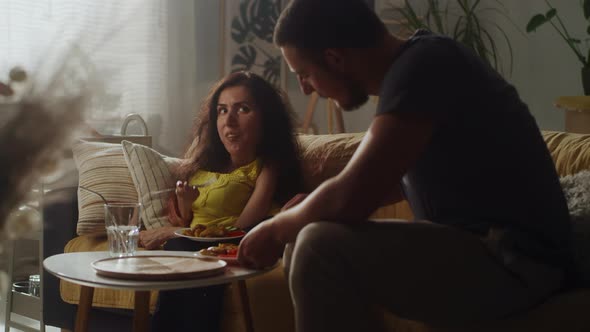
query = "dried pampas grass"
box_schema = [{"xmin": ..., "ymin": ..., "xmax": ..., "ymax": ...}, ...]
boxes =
[
  {"xmin": 0, "ymin": 46, "xmax": 94, "ymax": 236},
  {"xmin": 0, "ymin": 98, "xmax": 84, "ymax": 229}
]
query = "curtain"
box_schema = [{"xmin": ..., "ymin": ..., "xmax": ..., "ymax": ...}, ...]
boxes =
[{"xmin": 0, "ymin": 0, "xmax": 197, "ymax": 155}]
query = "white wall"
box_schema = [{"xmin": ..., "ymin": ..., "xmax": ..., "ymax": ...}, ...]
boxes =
[
  {"xmin": 500, "ymin": 0, "xmax": 587, "ymax": 131},
  {"xmin": 191, "ymin": 0, "xmax": 587, "ymax": 136}
]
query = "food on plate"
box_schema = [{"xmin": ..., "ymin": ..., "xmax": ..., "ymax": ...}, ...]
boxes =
[
  {"xmin": 199, "ymin": 243, "xmax": 238, "ymax": 258},
  {"xmin": 181, "ymin": 225, "xmax": 245, "ymax": 238}
]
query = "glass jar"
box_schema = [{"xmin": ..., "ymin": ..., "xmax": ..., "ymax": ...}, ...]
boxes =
[{"xmin": 28, "ymin": 274, "xmax": 40, "ymax": 297}]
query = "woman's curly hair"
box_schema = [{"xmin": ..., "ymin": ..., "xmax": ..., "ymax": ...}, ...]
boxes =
[{"xmin": 175, "ymin": 71, "xmax": 304, "ymax": 206}]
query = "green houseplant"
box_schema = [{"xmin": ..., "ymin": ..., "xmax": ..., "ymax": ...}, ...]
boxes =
[
  {"xmin": 526, "ymin": 0, "xmax": 590, "ymax": 95},
  {"xmin": 382, "ymin": 0, "xmax": 514, "ymax": 75}
]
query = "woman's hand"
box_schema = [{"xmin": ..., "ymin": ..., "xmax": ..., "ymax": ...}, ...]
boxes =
[
  {"xmin": 175, "ymin": 180, "xmax": 200, "ymax": 223},
  {"xmin": 139, "ymin": 227, "xmax": 180, "ymax": 250}
]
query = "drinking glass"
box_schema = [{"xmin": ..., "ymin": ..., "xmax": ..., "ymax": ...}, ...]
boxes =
[{"xmin": 104, "ymin": 202, "xmax": 141, "ymax": 257}]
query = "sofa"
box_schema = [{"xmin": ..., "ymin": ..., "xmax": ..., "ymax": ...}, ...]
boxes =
[{"xmin": 42, "ymin": 130, "xmax": 590, "ymax": 332}]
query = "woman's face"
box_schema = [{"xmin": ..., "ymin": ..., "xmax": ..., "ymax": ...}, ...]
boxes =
[{"xmin": 216, "ymin": 85, "xmax": 263, "ymax": 166}]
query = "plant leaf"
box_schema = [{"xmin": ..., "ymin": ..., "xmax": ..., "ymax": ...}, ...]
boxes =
[
  {"xmin": 569, "ymin": 38, "xmax": 582, "ymax": 44},
  {"xmin": 248, "ymin": 0, "xmax": 279, "ymax": 43},
  {"xmin": 487, "ymin": 19, "xmax": 514, "ymax": 74},
  {"xmin": 231, "ymin": 45, "xmax": 257, "ymax": 72},
  {"xmin": 262, "ymin": 55, "xmax": 281, "ymax": 85},
  {"xmin": 585, "ymin": 0, "xmax": 590, "ymax": 20},
  {"xmin": 401, "ymin": 0, "xmax": 427, "ymax": 30},
  {"xmin": 587, "ymin": 25, "xmax": 590, "ymax": 35},
  {"xmin": 546, "ymin": 8, "xmax": 557, "ymax": 20},
  {"xmin": 526, "ymin": 14, "xmax": 547, "ymax": 33},
  {"xmin": 230, "ymin": 1, "xmax": 252, "ymax": 44}
]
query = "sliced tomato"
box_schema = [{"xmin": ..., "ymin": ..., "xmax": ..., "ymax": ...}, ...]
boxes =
[
  {"xmin": 226, "ymin": 248, "xmax": 238, "ymax": 255},
  {"xmin": 227, "ymin": 230, "xmax": 245, "ymax": 237}
]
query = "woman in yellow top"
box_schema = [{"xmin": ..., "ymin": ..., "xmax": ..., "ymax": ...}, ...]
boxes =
[
  {"xmin": 184, "ymin": 158, "xmax": 268, "ymax": 229},
  {"xmin": 147, "ymin": 71, "xmax": 304, "ymax": 332}
]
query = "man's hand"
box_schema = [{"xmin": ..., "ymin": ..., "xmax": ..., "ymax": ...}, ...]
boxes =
[
  {"xmin": 238, "ymin": 218, "xmax": 285, "ymax": 269},
  {"xmin": 139, "ymin": 227, "xmax": 180, "ymax": 250}
]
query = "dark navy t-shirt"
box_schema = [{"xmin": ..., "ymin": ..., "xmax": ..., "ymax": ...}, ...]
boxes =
[{"xmin": 377, "ymin": 30, "xmax": 573, "ymax": 272}]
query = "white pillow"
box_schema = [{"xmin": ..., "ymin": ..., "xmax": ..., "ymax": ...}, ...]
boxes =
[{"xmin": 121, "ymin": 140, "xmax": 182, "ymax": 229}]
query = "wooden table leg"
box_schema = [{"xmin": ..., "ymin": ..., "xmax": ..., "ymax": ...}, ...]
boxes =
[
  {"xmin": 74, "ymin": 286, "xmax": 94, "ymax": 332},
  {"xmin": 133, "ymin": 291, "xmax": 150, "ymax": 332},
  {"xmin": 333, "ymin": 103, "xmax": 345, "ymax": 133},
  {"xmin": 237, "ymin": 280, "xmax": 255, "ymax": 332},
  {"xmin": 302, "ymin": 92, "xmax": 319, "ymax": 133}
]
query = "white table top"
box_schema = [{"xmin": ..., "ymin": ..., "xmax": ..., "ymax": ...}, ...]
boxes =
[{"xmin": 44, "ymin": 251, "xmax": 272, "ymax": 291}]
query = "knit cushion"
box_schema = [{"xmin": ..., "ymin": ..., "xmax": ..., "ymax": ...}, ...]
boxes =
[{"xmin": 72, "ymin": 141, "xmax": 138, "ymax": 236}]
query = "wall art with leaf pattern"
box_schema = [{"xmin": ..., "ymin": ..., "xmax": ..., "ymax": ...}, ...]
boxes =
[{"xmin": 221, "ymin": 0, "xmax": 286, "ymax": 88}]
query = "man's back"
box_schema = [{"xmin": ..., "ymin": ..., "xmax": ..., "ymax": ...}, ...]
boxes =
[{"xmin": 377, "ymin": 30, "xmax": 572, "ymax": 272}]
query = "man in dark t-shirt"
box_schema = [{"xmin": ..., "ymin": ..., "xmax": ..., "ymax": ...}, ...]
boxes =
[
  {"xmin": 381, "ymin": 29, "xmax": 573, "ymax": 275},
  {"xmin": 238, "ymin": 1, "xmax": 574, "ymax": 331}
]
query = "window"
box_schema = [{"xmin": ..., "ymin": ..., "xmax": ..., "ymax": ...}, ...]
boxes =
[{"xmin": 0, "ymin": 0, "xmax": 168, "ymax": 135}]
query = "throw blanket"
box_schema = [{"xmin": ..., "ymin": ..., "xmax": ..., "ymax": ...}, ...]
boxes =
[{"xmin": 560, "ymin": 170, "xmax": 590, "ymax": 285}]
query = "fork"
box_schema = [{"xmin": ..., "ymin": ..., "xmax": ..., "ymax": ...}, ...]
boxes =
[{"xmin": 149, "ymin": 178, "xmax": 216, "ymax": 197}]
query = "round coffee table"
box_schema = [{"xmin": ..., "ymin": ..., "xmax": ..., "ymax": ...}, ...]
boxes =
[{"xmin": 44, "ymin": 251, "xmax": 272, "ymax": 332}]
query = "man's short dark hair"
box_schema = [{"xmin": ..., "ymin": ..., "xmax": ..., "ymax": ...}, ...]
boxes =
[{"xmin": 274, "ymin": 0, "xmax": 388, "ymax": 51}]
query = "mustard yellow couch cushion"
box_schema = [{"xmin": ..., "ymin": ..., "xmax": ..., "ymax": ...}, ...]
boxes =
[{"xmin": 542, "ymin": 131, "xmax": 590, "ymax": 176}]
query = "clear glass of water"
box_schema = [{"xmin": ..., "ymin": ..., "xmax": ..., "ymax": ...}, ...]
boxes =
[{"xmin": 104, "ymin": 202, "xmax": 141, "ymax": 257}]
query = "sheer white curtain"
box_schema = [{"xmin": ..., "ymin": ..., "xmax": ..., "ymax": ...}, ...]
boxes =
[{"xmin": 0, "ymin": 0, "xmax": 197, "ymax": 155}]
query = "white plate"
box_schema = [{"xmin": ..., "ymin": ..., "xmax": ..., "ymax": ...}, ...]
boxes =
[
  {"xmin": 174, "ymin": 228, "xmax": 246, "ymax": 242},
  {"xmin": 91, "ymin": 255, "xmax": 227, "ymax": 281},
  {"xmin": 194, "ymin": 251, "xmax": 238, "ymax": 262}
]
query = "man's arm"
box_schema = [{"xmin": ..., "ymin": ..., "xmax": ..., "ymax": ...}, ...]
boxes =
[{"xmin": 272, "ymin": 111, "xmax": 434, "ymax": 243}]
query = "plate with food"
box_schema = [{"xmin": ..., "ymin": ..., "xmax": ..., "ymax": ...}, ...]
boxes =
[
  {"xmin": 194, "ymin": 243, "xmax": 239, "ymax": 262},
  {"xmin": 174, "ymin": 225, "xmax": 246, "ymax": 242}
]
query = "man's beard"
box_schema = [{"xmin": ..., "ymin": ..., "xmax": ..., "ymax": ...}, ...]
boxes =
[
  {"xmin": 339, "ymin": 86, "xmax": 368, "ymax": 111},
  {"xmin": 335, "ymin": 77, "xmax": 368, "ymax": 111},
  {"xmin": 322, "ymin": 64, "xmax": 368, "ymax": 111}
]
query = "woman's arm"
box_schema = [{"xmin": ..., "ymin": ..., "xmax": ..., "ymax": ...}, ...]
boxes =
[
  {"xmin": 171, "ymin": 181, "xmax": 199, "ymax": 227},
  {"xmin": 234, "ymin": 163, "xmax": 278, "ymax": 229},
  {"xmin": 167, "ymin": 193, "xmax": 190, "ymax": 227}
]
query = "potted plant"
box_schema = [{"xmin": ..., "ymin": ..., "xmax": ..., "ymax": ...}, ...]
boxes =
[
  {"xmin": 380, "ymin": 0, "xmax": 515, "ymax": 75},
  {"xmin": 526, "ymin": 0, "xmax": 590, "ymax": 95}
]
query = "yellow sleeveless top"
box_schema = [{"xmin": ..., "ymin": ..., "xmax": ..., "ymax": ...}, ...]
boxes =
[{"xmin": 189, "ymin": 159, "xmax": 262, "ymax": 229}]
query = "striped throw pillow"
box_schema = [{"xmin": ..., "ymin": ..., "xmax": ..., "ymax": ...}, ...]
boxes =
[
  {"xmin": 72, "ymin": 141, "xmax": 138, "ymax": 236},
  {"xmin": 121, "ymin": 140, "xmax": 182, "ymax": 230}
]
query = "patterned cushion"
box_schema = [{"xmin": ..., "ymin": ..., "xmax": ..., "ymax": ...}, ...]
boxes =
[
  {"xmin": 121, "ymin": 140, "xmax": 181, "ymax": 230},
  {"xmin": 72, "ymin": 141, "xmax": 138, "ymax": 236}
]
